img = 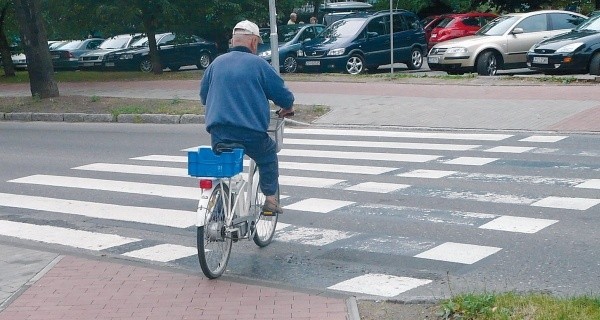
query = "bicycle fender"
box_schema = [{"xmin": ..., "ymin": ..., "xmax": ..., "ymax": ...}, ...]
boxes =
[{"xmin": 196, "ymin": 180, "xmax": 218, "ymax": 227}]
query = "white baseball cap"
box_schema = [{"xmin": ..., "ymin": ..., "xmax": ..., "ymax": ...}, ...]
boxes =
[{"xmin": 233, "ymin": 20, "xmax": 263, "ymax": 43}]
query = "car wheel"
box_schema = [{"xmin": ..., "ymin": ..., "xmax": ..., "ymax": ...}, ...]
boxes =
[
  {"xmin": 589, "ymin": 53, "xmax": 600, "ymax": 75},
  {"xmin": 476, "ymin": 51, "xmax": 498, "ymax": 76},
  {"xmin": 139, "ymin": 58, "xmax": 153, "ymax": 73},
  {"xmin": 407, "ymin": 48, "xmax": 423, "ymax": 70},
  {"xmin": 345, "ymin": 54, "xmax": 364, "ymax": 75},
  {"xmin": 197, "ymin": 52, "xmax": 211, "ymax": 69},
  {"xmin": 283, "ymin": 55, "xmax": 297, "ymax": 73}
]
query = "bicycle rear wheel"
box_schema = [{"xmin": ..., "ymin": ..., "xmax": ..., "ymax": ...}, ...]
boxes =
[
  {"xmin": 251, "ymin": 166, "xmax": 278, "ymax": 247},
  {"xmin": 197, "ymin": 183, "xmax": 232, "ymax": 279}
]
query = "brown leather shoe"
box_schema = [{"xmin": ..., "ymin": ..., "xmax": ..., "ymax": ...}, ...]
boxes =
[{"xmin": 262, "ymin": 198, "xmax": 283, "ymax": 216}]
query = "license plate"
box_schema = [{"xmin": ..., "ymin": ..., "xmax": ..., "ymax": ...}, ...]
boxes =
[
  {"xmin": 105, "ymin": 62, "xmax": 115, "ymax": 67},
  {"xmin": 532, "ymin": 56, "xmax": 548, "ymax": 64},
  {"xmin": 428, "ymin": 56, "xmax": 439, "ymax": 64},
  {"xmin": 83, "ymin": 62, "xmax": 94, "ymax": 67},
  {"xmin": 305, "ymin": 61, "xmax": 320, "ymax": 66}
]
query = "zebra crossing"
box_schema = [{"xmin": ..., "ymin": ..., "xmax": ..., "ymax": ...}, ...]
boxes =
[{"xmin": 0, "ymin": 127, "xmax": 598, "ymax": 298}]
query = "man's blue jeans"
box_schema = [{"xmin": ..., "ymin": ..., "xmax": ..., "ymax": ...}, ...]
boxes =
[{"xmin": 209, "ymin": 125, "xmax": 279, "ymax": 196}]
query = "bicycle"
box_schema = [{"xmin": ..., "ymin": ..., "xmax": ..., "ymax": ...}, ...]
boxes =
[{"xmin": 188, "ymin": 113, "xmax": 287, "ymax": 279}]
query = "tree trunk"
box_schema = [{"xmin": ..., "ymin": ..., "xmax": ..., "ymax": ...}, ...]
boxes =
[
  {"xmin": 0, "ymin": 2, "xmax": 15, "ymax": 76},
  {"xmin": 13, "ymin": 0, "xmax": 58, "ymax": 98},
  {"xmin": 140, "ymin": 6, "xmax": 162, "ymax": 74}
]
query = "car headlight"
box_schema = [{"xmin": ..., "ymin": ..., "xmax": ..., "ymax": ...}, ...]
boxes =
[
  {"xmin": 120, "ymin": 54, "xmax": 134, "ymax": 60},
  {"xmin": 259, "ymin": 50, "xmax": 271, "ymax": 58},
  {"xmin": 327, "ymin": 48, "xmax": 345, "ymax": 56},
  {"xmin": 445, "ymin": 47, "xmax": 468, "ymax": 54},
  {"xmin": 556, "ymin": 42, "xmax": 583, "ymax": 53}
]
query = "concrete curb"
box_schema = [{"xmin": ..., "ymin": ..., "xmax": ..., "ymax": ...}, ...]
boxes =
[
  {"xmin": 1, "ymin": 113, "xmax": 205, "ymax": 124},
  {"xmin": 0, "ymin": 113, "xmax": 310, "ymax": 126}
]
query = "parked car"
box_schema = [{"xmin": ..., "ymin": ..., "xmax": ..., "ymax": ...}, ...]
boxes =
[
  {"xmin": 428, "ymin": 12, "xmax": 498, "ymax": 50},
  {"xmin": 422, "ymin": 14, "xmax": 445, "ymax": 43},
  {"xmin": 49, "ymin": 38, "xmax": 104, "ymax": 70},
  {"xmin": 78, "ymin": 33, "xmax": 144, "ymax": 69},
  {"xmin": 103, "ymin": 32, "xmax": 217, "ymax": 72},
  {"xmin": 427, "ymin": 10, "xmax": 587, "ymax": 75},
  {"xmin": 11, "ymin": 40, "xmax": 69, "ymax": 70},
  {"xmin": 527, "ymin": 14, "xmax": 600, "ymax": 75},
  {"xmin": 296, "ymin": 10, "xmax": 428, "ymax": 75},
  {"xmin": 258, "ymin": 23, "xmax": 326, "ymax": 73}
]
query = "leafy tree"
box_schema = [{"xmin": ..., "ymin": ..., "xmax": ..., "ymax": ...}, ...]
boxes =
[
  {"xmin": 0, "ymin": 1, "xmax": 16, "ymax": 76},
  {"xmin": 13, "ymin": 0, "xmax": 58, "ymax": 98}
]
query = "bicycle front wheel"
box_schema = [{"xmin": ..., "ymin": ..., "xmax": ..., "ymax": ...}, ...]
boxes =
[
  {"xmin": 197, "ymin": 183, "xmax": 232, "ymax": 279},
  {"xmin": 251, "ymin": 166, "xmax": 278, "ymax": 247}
]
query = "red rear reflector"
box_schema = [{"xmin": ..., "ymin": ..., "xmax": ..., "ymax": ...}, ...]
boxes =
[{"xmin": 199, "ymin": 179, "xmax": 212, "ymax": 189}]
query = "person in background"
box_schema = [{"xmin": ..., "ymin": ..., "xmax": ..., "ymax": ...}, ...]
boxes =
[
  {"xmin": 310, "ymin": 16, "xmax": 318, "ymax": 24},
  {"xmin": 287, "ymin": 12, "xmax": 298, "ymax": 24},
  {"xmin": 200, "ymin": 20, "xmax": 295, "ymax": 215}
]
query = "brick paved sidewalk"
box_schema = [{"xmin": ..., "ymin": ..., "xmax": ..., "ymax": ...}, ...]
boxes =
[{"xmin": 0, "ymin": 256, "xmax": 354, "ymax": 320}]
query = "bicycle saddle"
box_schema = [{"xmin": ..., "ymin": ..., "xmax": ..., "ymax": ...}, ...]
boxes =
[{"xmin": 214, "ymin": 142, "xmax": 245, "ymax": 154}]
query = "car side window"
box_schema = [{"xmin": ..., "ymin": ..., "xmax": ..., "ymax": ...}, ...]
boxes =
[
  {"xmin": 159, "ymin": 34, "xmax": 176, "ymax": 45},
  {"xmin": 403, "ymin": 14, "xmax": 420, "ymax": 30},
  {"xmin": 549, "ymin": 13, "xmax": 585, "ymax": 30},
  {"xmin": 367, "ymin": 16, "xmax": 388, "ymax": 36},
  {"xmin": 393, "ymin": 14, "xmax": 408, "ymax": 32},
  {"xmin": 515, "ymin": 14, "xmax": 547, "ymax": 33},
  {"xmin": 87, "ymin": 41, "xmax": 100, "ymax": 50},
  {"xmin": 462, "ymin": 17, "xmax": 479, "ymax": 27}
]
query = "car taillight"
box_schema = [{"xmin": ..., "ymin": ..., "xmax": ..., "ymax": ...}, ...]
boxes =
[{"xmin": 199, "ymin": 179, "xmax": 213, "ymax": 189}]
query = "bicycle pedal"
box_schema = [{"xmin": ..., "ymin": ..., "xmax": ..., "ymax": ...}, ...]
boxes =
[{"xmin": 261, "ymin": 210, "xmax": 276, "ymax": 216}]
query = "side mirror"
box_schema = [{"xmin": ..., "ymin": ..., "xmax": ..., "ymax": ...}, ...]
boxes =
[
  {"xmin": 367, "ymin": 31, "xmax": 379, "ymax": 38},
  {"xmin": 511, "ymin": 27, "xmax": 524, "ymax": 35}
]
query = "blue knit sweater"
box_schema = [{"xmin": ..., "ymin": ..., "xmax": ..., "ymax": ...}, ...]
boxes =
[{"xmin": 200, "ymin": 46, "xmax": 295, "ymax": 133}]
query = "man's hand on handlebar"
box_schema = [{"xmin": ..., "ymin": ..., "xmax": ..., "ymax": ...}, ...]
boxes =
[{"xmin": 276, "ymin": 107, "xmax": 295, "ymax": 118}]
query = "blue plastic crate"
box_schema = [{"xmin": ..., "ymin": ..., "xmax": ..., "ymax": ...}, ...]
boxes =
[{"xmin": 188, "ymin": 146, "xmax": 244, "ymax": 177}]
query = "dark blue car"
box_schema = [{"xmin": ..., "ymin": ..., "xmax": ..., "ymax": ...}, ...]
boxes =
[
  {"xmin": 527, "ymin": 14, "xmax": 600, "ymax": 75},
  {"xmin": 103, "ymin": 32, "xmax": 217, "ymax": 72},
  {"xmin": 258, "ymin": 24, "xmax": 326, "ymax": 73},
  {"xmin": 296, "ymin": 10, "xmax": 427, "ymax": 74}
]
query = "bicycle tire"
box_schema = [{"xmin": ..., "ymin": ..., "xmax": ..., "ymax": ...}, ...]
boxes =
[
  {"xmin": 252, "ymin": 165, "xmax": 279, "ymax": 247},
  {"xmin": 197, "ymin": 183, "xmax": 232, "ymax": 279}
]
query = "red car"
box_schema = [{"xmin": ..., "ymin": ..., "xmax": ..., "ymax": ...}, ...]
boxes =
[
  {"xmin": 422, "ymin": 15, "xmax": 445, "ymax": 44},
  {"xmin": 428, "ymin": 12, "xmax": 497, "ymax": 50}
]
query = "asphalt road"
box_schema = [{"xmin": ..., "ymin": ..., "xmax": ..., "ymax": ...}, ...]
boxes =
[{"xmin": 1, "ymin": 121, "xmax": 598, "ymax": 299}]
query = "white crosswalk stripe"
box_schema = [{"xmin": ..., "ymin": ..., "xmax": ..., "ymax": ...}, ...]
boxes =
[
  {"xmin": 0, "ymin": 193, "xmax": 195, "ymax": 228},
  {"xmin": 0, "ymin": 220, "xmax": 140, "ymax": 250},
  {"xmin": 2, "ymin": 128, "xmax": 596, "ymax": 297}
]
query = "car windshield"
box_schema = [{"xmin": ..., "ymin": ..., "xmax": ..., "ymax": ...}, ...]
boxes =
[
  {"xmin": 99, "ymin": 36, "xmax": 131, "ymax": 49},
  {"xmin": 277, "ymin": 26, "xmax": 302, "ymax": 43},
  {"xmin": 477, "ymin": 15, "xmax": 519, "ymax": 36},
  {"xmin": 48, "ymin": 41, "xmax": 68, "ymax": 49},
  {"xmin": 575, "ymin": 15, "xmax": 600, "ymax": 31},
  {"xmin": 130, "ymin": 33, "xmax": 167, "ymax": 47},
  {"xmin": 319, "ymin": 19, "xmax": 364, "ymax": 38},
  {"xmin": 56, "ymin": 40, "xmax": 84, "ymax": 50}
]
